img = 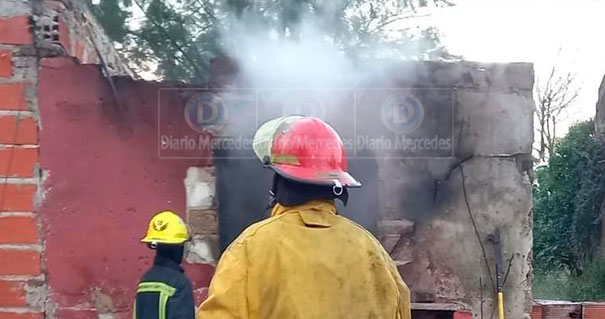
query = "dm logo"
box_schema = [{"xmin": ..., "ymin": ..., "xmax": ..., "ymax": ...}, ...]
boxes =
[
  {"xmin": 281, "ymin": 94, "xmax": 326, "ymax": 119},
  {"xmin": 185, "ymin": 92, "xmax": 228, "ymax": 133},
  {"xmin": 153, "ymin": 220, "xmax": 169, "ymax": 232},
  {"xmin": 380, "ymin": 93, "xmax": 424, "ymax": 134}
]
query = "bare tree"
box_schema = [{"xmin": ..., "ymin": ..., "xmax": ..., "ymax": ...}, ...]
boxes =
[{"xmin": 535, "ymin": 66, "xmax": 579, "ymax": 162}]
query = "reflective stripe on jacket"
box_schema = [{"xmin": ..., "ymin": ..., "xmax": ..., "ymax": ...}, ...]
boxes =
[
  {"xmin": 134, "ymin": 256, "xmax": 195, "ymax": 319},
  {"xmin": 197, "ymin": 200, "xmax": 411, "ymax": 319}
]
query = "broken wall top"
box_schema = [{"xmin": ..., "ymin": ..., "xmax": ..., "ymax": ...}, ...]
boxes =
[
  {"xmin": 210, "ymin": 57, "xmax": 534, "ymax": 91},
  {"xmin": 596, "ymin": 74, "xmax": 605, "ymax": 137},
  {"xmin": 21, "ymin": 0, "xmax": 134, "ymax": 76}
]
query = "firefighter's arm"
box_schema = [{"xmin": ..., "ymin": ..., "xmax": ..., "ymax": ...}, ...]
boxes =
[
  {"xmin": 197, "ymin": 241, "xmax": 248, "ymax": 319},
  {"xmin": 167, "ymin": 280, "xmax": 196, "ymax": 319},
  {"xmin": 392, "ymin": 267, "xmax": 411, "ymax": 319},
  {"xmin": 381, "ymin": 249, "xmax": 411, "ymax": 319},
  {"xmin": 133, "ymin": 282, "xmax": 167, "ymax": 319}
]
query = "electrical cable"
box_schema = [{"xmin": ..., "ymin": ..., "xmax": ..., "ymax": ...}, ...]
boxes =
[{"xmin": 460, "ymin": 165, "xmax": 496, "ymax": 293}]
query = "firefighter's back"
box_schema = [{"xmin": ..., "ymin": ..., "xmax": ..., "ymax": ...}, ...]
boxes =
[
  {"xmin": 198, "ymin": 201, "xmax": 410, "ymax": 319},
  {"xmin": 135, "ymin": 259, "xmax": 195, "ymax": 319},
  {"xmin": 244, "ymin": 202, "xmax": 403, "ymax": 319}
]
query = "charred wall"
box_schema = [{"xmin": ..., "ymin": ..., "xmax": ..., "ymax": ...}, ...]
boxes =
[
  {"xmin": 372, "ymin": 62, "xmax": 534, "ymax": 319},
  {"xmin": 209, "ymin": 58, "xmax": 535, "ymax": 318},
  {"xmin": 375, "ymin": 62, "xmax": 534, "ymax": 315}
]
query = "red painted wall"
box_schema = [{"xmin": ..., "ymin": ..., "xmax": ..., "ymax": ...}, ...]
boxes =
[{"xmin": 38, "ymin": 58, "xmax": 214, "ymax": 319}]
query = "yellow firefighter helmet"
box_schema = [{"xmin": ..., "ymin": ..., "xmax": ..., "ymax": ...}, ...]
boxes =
[{"xmin": 141, "ymin": 210, "xmax": 190, "ymax": 245}]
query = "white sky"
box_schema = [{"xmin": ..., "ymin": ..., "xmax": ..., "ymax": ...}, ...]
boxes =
[{"xmin": 429, "ymin": 0, "xmax": 605, "ymax": 134}]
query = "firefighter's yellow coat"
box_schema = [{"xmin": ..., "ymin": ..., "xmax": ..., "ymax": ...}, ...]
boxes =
[{"xmin": 197, "ymin": 201, "xmax": 411, "ymax": 319}]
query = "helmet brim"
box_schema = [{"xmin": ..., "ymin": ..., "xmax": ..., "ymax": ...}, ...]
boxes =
[
  {"xmin": 271, "ymin": 163, "xmax": 362, "ymax": 188},
  {"xmin": 140, "ymin": 237, "xmax": 189, "ymax": 245}
]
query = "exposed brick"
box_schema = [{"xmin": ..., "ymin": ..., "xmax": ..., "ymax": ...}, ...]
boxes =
[
  {"xmin": 0, "ymin": 280, "xmax": 27, "ymax": 307},
  {"xmin": 0, "ymin": 216, "xmax": 38, "ymax": 244},
  {"xmin": 453, "ymin": 311, "xmax": 473, "ymax": 319},
  {"xmin": 188, "ymin": 209, "xmax": 218, "ymax": 235},
  {"xmin": 584, "ymin": 304, "xmax": 605, "ymax": 319},
  {"xmin": 0, "ymin": 84, "xmax": 27, "ymax": 110},
  {"xmin": 0, "ymin": 250, "xmax": 40, "ymax": 275},
  {"xmin": 75, "ymin": 40, "xmax": 85, "ymax": 62},
  {"xmin": 0, "ymin": 116, "xmax": 38, "ymax": 145},
  {"xmin": 0, "ymin": 312, "xmax": 43, "ymax": 319},
  {"xmin": 0, "ymin": 16, "xmax": 33, "ymax": 45},
  {"xmin": 0, "ymin": 148, "xmax": 38, "ymax": 178},
  {"xmin": 0, "ymin": 184, "xmax": 36, "ymax": 212},
  {"xmin": 58, "ymin": 17, "xmax": 71, "ymax": 54},
  {"xmin": 39, "ymin": 57, "xmax": 76, "ymax": 69},
  {"xmin": 0, "ymin": 51, "xmax": 11, "ymax": 78}
]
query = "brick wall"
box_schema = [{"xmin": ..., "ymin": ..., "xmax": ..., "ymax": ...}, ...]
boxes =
[
  {"xmin": 0, "ymin": 1, "xmax": 133, "ymax": 318},
  {"xmin": 0, "ymin": 4, "xmax": 45, "ymax": 319}
]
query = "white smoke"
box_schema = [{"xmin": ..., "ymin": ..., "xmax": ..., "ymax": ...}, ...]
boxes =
[{"xmin": 221, "ymin": 21, "xmax": 362, "ymax": 89}]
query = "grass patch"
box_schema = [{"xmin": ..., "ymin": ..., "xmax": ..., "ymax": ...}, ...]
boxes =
[
  {"xmin": 533, "ymin": 269, "xmax": 572, "ymax": 300},
  {"xmin": 534, "ymin": 257, "xmax": 605, "ymax": 302}
]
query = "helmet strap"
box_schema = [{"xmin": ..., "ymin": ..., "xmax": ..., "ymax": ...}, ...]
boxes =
[
  {"xmin": 332, "ymin": 180, "xmax": 344, "ymax": 196},
  {"xmin": 271, "ymin": 173, "xmax": 349, "ymax": 207},
  {"xmin": 268, "ymin": 189, "xmax": 277, "ymax": 208}
]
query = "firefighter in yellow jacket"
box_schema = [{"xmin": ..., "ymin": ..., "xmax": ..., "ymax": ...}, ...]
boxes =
[{"xmin": 197, "ymin": 116, "xmax": 411, "ymax": 319}]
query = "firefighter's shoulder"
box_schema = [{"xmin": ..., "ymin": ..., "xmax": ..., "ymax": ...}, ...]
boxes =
[
  {"xmin": 333, "ymin": 215, "xmax": 388, "ymax": 250},
  {"xmin": 221, "ymin": 214, "xmax": 290, "ymax": 253}
]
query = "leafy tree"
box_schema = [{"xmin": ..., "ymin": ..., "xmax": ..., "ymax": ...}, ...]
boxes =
[
  {"xmin": 534, "ymin": 120, "xmax": 605, "ymax": 275},
  {"xmin": 86, "ymin": 0, "xmax": 132, "ymax": 42},
  {"xmin": 88, "ymin": 0, "xmax": 454, "ymax": 83}
]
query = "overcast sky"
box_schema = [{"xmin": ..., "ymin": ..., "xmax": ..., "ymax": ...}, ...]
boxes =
[{"xmin": 429, "ymin": 0, "xmax": 605, "ymax": 134}]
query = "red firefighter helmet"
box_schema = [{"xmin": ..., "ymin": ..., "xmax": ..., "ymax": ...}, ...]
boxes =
[{"xmin": 253, "ymin": 116, "xmax": 361, "ymax": 188}]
